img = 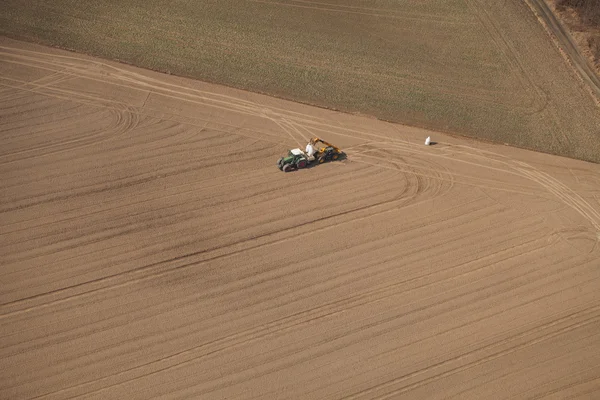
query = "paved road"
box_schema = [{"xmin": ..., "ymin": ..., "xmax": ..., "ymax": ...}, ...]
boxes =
[{"xmin": 527, "ymin": 0, "xmax": 600, "ymax": 99}]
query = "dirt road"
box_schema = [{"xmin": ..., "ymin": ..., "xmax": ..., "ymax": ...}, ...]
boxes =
[
  {"xmin": 1, "ymin": 38, "xmax": 600, "ymax": 399},
  {"xmin": 527, "ymin": 0, "xmax": 600, "ymax": 99}
]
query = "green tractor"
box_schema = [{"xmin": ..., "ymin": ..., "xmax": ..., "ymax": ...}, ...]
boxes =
[{"xmin": 277, "ymin": 148, "xmax": 309, "ymax": 172}]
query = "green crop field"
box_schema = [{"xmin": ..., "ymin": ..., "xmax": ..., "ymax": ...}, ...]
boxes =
[{"xmin": 2, "ymin": 0, "xmax": 599, "ymax": 162}]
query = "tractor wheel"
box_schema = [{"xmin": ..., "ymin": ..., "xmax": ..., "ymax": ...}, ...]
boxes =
[
  {"xmin": 332, "ymin": 154, "xmax": 339, "ymax": 161},
  {"xmin": 277, "ymin": 157, "xmax": 284, "ymax": 169},
  {"xmin": 318, "ymin": 157, "xmax": 325, "ymax": 164},
  {"xmin": 282, "ymin": 164, "xmax": 293, "ymax": 173},
  {"xmin": 297, "ymin": 159, "xmax": 308, "ymax": 169}
]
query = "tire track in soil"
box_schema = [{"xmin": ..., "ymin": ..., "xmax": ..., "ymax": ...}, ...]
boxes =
[
  {"xmin": 0, "ymin": 79, "xmax": 140, "ymax": 165},
  {"xmin": 109, "ymin": 245, "xmax": 589, "ymax": 399},
  {"xmin": 0, "ymin": 166, "xmax": 415, "ymax": 313},
  {"xmin": 7, "ymin": 211, "xmax": 552, "ymax": 398}
]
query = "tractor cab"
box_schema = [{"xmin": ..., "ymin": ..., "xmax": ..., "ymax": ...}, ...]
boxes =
[{"xmin": 277, "ymin": 148, "xmax": 309, "ymax": 172}]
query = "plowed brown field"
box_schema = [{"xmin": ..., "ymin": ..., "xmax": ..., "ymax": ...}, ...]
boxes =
[{"xmin": 1, "ymin": 38, "xmax": 600, "ymax": 399}]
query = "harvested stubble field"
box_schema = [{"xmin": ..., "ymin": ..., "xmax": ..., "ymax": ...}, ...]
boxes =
[
  {"xmin": 1, "ymin": 0, "xmax": 599, "ymax": 162},
  {"xmin": 1, "ymin": 38, "xmax": 600, "ymax": 399}
]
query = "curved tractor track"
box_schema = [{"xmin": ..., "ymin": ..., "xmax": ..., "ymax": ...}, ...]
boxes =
[{"xmin": 1, "ymin": 39, "xmax": 600, "ymax": 400}]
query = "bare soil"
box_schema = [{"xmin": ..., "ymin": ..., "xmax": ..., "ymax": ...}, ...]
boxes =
[{"xmin": 2, "ymin": 38, "xmax": 600, "ymax": 399}]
